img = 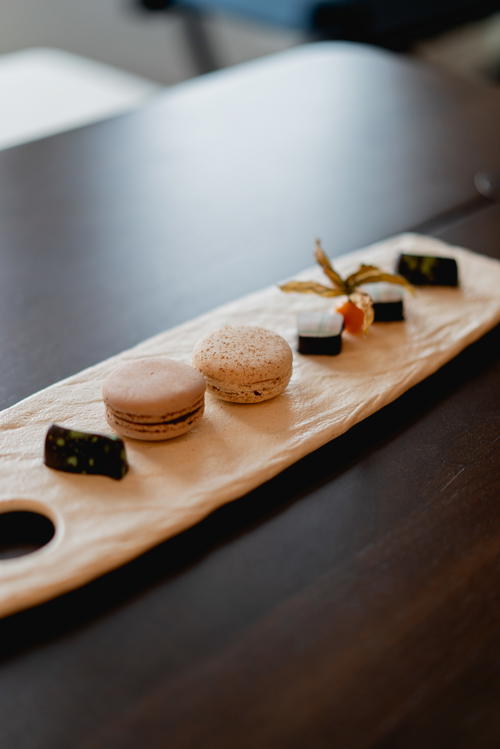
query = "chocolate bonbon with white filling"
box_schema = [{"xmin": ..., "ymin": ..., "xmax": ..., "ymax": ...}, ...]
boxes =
[
  {"xmin": 361, "ymin": 282, "xmax": 405, "ymax": 322},
  {"xmin": 297, "ymin": 310, "xmax": 344, "ymax": 355}
]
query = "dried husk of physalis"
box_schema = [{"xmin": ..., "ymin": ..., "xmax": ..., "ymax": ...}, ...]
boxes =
[{"xmin": 279, "ymin": 240, "xmax": 413, "ymax": 334}]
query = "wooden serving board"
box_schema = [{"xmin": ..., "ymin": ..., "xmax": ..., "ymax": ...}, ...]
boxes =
[{"xmin": 1, "ymin": 234, "xmax": 499, "ymax": 617}]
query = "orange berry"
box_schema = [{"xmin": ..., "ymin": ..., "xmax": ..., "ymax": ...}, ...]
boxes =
[{"xmin": 336, "ymin": 300, "xmax": 365, "ymax": 334}]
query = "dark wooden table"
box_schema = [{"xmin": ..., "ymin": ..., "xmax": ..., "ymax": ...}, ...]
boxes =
[{"xmin": 0, "ymin": 43, "xmax": 499, "ymax": 749}]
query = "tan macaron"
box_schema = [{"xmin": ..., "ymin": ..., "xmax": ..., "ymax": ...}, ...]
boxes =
[
  {"xmin": 103, "ymin": 358, "xmax": 205, "ymax": 441},
  {"xmin": 193, "ymin": 326, "xmax": 293, "ymax": 403}
]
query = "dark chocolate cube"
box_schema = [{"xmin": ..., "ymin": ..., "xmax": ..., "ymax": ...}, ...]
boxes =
[
  {"xmin": 372, "ymin": 300, "xmax": 404, "ymax": 322},
  {"xmin": 44, "ymin": 424, "xmax": 129, "ymax": 480},
  {"xmin": 298, "ymin": 334, "xmax": 342, "ymax": 355},
  {"xmin": 396, "ymin": 253, "xmax": 458, "ymax": 286}
]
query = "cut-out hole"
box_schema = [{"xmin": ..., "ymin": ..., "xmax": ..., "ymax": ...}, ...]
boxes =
[{"xmin": 0, "ymin": 511, "xmax": 56, "ymax": 559}]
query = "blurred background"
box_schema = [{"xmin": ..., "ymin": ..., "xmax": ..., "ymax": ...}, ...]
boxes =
[{"xmin": 0, "ymin": 0, "xmax": 499, "ymax": 149}]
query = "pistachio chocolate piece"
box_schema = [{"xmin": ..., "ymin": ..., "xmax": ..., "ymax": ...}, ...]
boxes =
[
  {"xmin": 44, "ymin": 424, "xmax": 129, "ymax": 480},
  {"xmin": 396, "ymin": 253, "xmax": 458, "ymax": 287}
]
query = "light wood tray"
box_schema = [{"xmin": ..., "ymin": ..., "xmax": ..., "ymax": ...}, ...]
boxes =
[{"xmin": 1, "ymin": 234, "xmax": 499, "ymax": 617}]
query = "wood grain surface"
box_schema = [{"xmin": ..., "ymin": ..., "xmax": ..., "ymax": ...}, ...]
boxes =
[{"xmin": 0, "ymin": 43, "xmax": 499, "ymax": 749}]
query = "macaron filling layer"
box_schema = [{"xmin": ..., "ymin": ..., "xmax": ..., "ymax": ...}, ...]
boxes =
[
  {"xmin": 205, "ymin": 374, "xmax": 290, "ymax": 402},
  {"xmin": 106, "ymin": 397, "xmax": 204, "ymax": 429}
]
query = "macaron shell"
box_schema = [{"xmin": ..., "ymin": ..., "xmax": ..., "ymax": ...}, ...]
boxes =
[
  {"xmin": 103, "ymin": 358, "xmax": 205, "ymax": 416},
  {"xmin": 193, "ymin": 326, "xmax": 293, "ymax": 386},
  {"xmin": 103, "ymin": 358, "xmax": 206, "ymax": 441}
]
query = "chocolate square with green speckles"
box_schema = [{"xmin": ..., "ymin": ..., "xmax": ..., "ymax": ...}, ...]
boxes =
[
  {"xmin": 396, "ymin": 253, "xmax": 458, "ymax": 286},
  {"xmin": 44, "ymin": 424, "xmax": 129, "ymax": 480}
]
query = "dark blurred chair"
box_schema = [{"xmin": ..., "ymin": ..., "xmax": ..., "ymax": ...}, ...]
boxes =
[{"xmin": 136, "ymin": 0, "xmax": 500, "ymax": 73}]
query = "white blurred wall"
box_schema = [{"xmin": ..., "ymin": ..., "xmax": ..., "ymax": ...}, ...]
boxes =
[
  {"xmin": 0, "ymin": 0, "xmax": 300, "ymax": 84},
  {"xmin": 0, "ymin": 1, "xmax": 496, "ymax": 86}
]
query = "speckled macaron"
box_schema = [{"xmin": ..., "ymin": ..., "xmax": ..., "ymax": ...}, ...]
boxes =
[
  {"xmin": 192, "ymin": 326, "xmax": 293, "ymax": 403},
  {"xmin": 102, "ymin": 358, "xmax": 206, "ymax": 441}
]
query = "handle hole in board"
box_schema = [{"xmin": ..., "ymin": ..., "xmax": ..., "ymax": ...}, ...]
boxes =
[{"xmin": 0, "ymin": 510, "xmax": 56, "ymax": 560}]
